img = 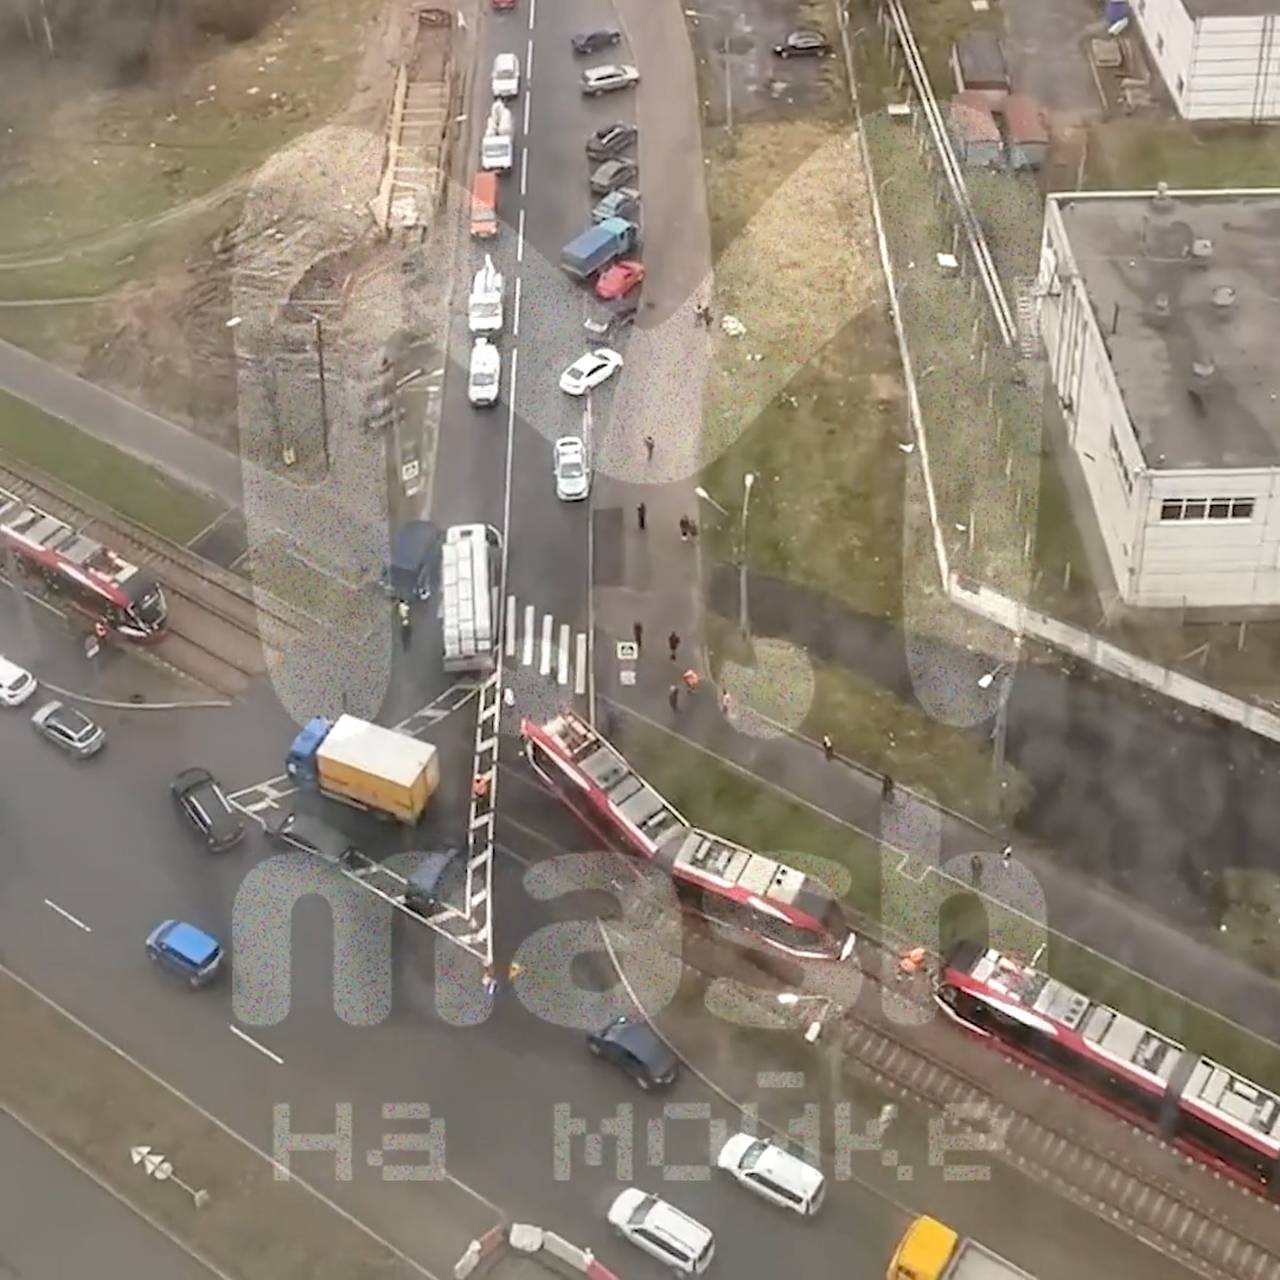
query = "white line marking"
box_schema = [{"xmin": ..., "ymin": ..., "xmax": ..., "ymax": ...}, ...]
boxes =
[
  {"xmin": 525, "ymin": 38, "xmax": 534, "ymax": 82},
  {"xmin": 575, "ymin": 632, "xmax": 587, "ymax": 695},
  {"xmin": 528, "ymin": 0, "xmax": 536, "ymax": 28},
  {"xmin": 512, "ymin": 274, "xmax": 522, "ymax": 337},
  {"xmin": 522, "ymin": 604, "xmax": 535, "ymax": 666},
  {"xmin": 43, "ymin": 899, "xmax": 91, "ymax": 932},
  {"xmin": 517, "ymin": 207, "xmax": 525, "ymax": 262},
  {"xmin": 228, "ymin": 1024, "xmax": 284, "ymax": 1066},
  {"xmin": 522, "ymin": 88, "xmax": 531, "ymax": 136},
  {"xmin": 557, "ymin": 623, "xmax": 570, "ymax": 686},
  {"xmin": 506, "ymin": 595, "xmax": 517, "ymax": 657},
  {"xmin": 506, "ymin": 345, "xmax": 518, "ymax": 437},
  {"xmin": 540, "ymin": 613, "xmax": 553, "ymax": 676},
  {"xmin": 520, "ymin": 147, "xmax": 528, "ymax": 198},
  {"xmin": 0, "ymin": 963, "xmax": 452, "ymax": 1276}
]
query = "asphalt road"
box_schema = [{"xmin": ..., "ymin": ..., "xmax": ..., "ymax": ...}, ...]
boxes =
[{"xmin": 0, "ymin": 1111, "xmax": 218, "ymax": 1280}]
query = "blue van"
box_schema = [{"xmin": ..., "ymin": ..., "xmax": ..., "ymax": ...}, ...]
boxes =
[{"xmin": 381, "ymin": 521, "xmax": 443, "ymax": 601}]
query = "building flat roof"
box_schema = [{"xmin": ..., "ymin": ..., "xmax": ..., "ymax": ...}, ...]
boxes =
[
  {"xmin": 1183, "ymin": 0, "xmax": 1280, "ymax": 18},
  {"xmin": 1053, "ymin": 191, "xmax": 1280, "ymax": 470}
]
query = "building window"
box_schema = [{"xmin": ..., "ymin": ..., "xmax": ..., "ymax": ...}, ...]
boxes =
[
  {"xmin": 1160, "ymin": 497, "xmax": 1255, "ymax": 522},
  {"xmin": 1109, "ymin": 430, "xmax": 1134, "ymax": 494}
]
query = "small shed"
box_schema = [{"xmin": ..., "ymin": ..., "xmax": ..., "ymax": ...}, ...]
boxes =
[
  {"xmin": 947, "ymin": 96, "xmax": 1003, "ymax": 168},
  {"xmin": 1003, "ymin": 93, "xmax": 1049, "ymax": 171},
  {"xmin": 951, "ymin": 32, "xmax": 1009, "ymax": 110}
]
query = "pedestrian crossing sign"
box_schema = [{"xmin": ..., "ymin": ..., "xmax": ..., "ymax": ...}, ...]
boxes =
[{"xmin": 617, "ymin": 642, "xmax": 638, "ymax": 660}]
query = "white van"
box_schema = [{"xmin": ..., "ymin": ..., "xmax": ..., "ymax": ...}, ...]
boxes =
[{"xmin": 467, "ymin": 255, "xmax": 504, "ymax": 334}]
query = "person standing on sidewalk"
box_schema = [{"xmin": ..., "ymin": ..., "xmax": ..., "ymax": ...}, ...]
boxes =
[
  {"xmin": 881, "ymin": 773, "xmax": 895, "ymax": 800},
  {"xmin": 1001, "ymin": 843, "xmax": 1013, "ymax": 868},
  {"xmin": 821, "ymin": 734, "xmax": 835, "ymax": 761},
  {"xmin": 668, "ymin": 684, "xmax": 680, "ymax": 712},
  {"xmin": 643, "ymin": 434, "xmax": 655, "ymax": 461},
  {"xmin": 396, "ymin": 598, "xmax": 411, "ymax": 649},
  {"xmin": 668, "ymin": 630, "xmax": 680, "ymax": 661},
  {"xmin": 970, "ymin": 853, "xmax": 983, "ymax": 886},
  {"xmin": 679, "ymin": 516, "xmax": 690, "ymax": 542},
  {"xmin": 636, "ymin": 502, "xmax": 647, "ymax": 531},
  {"xmin": 633, "ymin": 621, "xmax": 643, "ymax": 649},
  {"xmin": 719, "ymin": 689, "xmax": 732, "ymax": 716}
]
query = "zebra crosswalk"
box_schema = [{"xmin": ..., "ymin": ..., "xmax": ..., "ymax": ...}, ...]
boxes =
[{"xmin": 504, "ymin": 594, "xmax": 588, "ymax": 695}]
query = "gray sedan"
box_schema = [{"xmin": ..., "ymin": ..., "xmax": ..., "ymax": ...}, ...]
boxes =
[
  {"xmin": 589, "ymin": 158, "xmax": 639, "ymax": 195},
  {"xmin": 31, "ymin": 699, "xmax": 105, "ymax": 758}
]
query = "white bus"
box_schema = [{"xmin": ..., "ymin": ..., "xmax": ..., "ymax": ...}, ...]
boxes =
[{"xmin": 441, "ymin": 523, "xmax": 502, "ymax": 673}]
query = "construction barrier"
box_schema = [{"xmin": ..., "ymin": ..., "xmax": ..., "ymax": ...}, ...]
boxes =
[{"xmin": 453, "ymin": 1223, "xmax": 622, "ymax": 1280}]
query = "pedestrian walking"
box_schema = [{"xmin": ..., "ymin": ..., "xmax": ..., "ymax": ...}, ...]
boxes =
[
  {"xmin": 702, "ymin": 305, "xmax": 714, "ymax": 329},
  {"xmin": 682, "ymin": 668, "xmax": 700, "ymax": 694},
  {"xmin": 643, "ymin": 434, "xmax": 655, "ymax": 461},
  {"xmin": 688, "ymin": 518, "xmax": 699, "ymax": 539},
  {"xmin": 636, "ymin": 502, "xmax": 647, "ymax": 531},
  {"xmin": 507, "ymin": 961, "xmax": 523, "ymax": 982},
  {"xmin": 821, "ymin": 734, "xmax": 835, "ymax": 762},
  {"xmin": 693, "ymin": 304, "xmax": 703, "ymax": 327},
  {"xmin": 633, "ymin": 620, "xmax": 643, "ymax": 649},
  {"xmin": 719, "ymin": 689, "xmax": 732, "ymax": 716},
  {"xmin": 668, "ymin": 684, "xmax": 680, "ymax": 712},
  {"xmin": 396, "ymin": 598, "xmax": 411, "ymax": 649},
  {"xmin": 668, "ymin": 630, "xmax": 680, "ymax": 660},
  {"xmin": 1001, "ymin": 843, "xmax": 1013, "ymax": 868},
  {"xmin": 679, "ymin": 516, "xmax": 690, "ymax": 541},
  {"xmin": 881, "ymin": 773, "xmax": 895, "ymax": 800},
  {"xmin": 482, "ymin": 967, "xmax": 498, "ymax": 997},
  {"xmin": 970, "ymin": 853, "xmax": 983, "ymax": 886}
]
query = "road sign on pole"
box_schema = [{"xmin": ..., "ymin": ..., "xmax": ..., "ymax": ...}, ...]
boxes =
[{"xmin": 130, "ymin": 1145, "xmax": 210, "ymax": 1208}]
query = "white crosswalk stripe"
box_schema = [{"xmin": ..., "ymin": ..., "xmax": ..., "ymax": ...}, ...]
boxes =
[{"xmin": 505, "ymin": 595, "xmax": 589, "ymax": 700}]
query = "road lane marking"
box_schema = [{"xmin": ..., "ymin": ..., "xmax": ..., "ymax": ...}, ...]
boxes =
[
  {"xmin": 522, "ymin": 605, "xmax": 535, "ymax": 665},
  {"xmin": 575, "ymin": 632, "xmax": 587, "ymax": 695},
  {"xmin": 512, "ymin": 274, "xmax": 522, "ymax": 337},
  {"xmin": 520, "ymin": 147, "xmax": 528, "ymax": 197},
  {"xmin": 506, "ymin": 595, "xmax": 517, "ymax": 657},
  {"xmin": 506, "ymin": 344, "xmax": 518, "ymax": 440},
  {"xmin": 539, "ymin": 613, "xmax": 553, "ymax": 676},
  {"xmin": 522, "ymin": 88, "xmax": 531, "ymax": 136},
  {"xmin": 43, "ymin": 899, "xmax": 91, "ymax": 933},
  {"xmin": 557, "ymin": 623, "xmax": 570, "ymax": 686},
  {"xmin": 528, "ymin": 0, "xmax": 536, "ymax": 27},
  {"xmin": 229, "ymin": 1024, "xmax": 284, "ymax": 1066},
  {"xmin": 525, "ymin": 38, "xmax": 534, "ymax": 82},
  {"xmin": 517, "ymin": 207, "xmax": 525, "ymax": 262}
]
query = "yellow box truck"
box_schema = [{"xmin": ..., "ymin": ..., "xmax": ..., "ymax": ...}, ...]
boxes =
[
  {"xmin": 888, "ymin": 1217, "xmax": 1036, "ymax": 1280},
  {"xmin": 286, "ymin": 715, "xmax": 439, "ymax": 824}
]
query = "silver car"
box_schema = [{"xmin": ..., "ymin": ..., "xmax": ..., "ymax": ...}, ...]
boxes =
[
  {"xmin": 31, "ymin": 699, "xmax": 105, "ymax": 758},
  {"xmin": 581, "ymin": 64, "xmax": 640, "ymax": 95}
]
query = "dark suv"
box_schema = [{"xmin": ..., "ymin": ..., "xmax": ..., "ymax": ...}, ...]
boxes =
[
  {"xmin": 171, "ymin": 767, "xmax": 245, "ymax": 851},
  {"xmin": 265, "ymin": 810, "xmax": 360, "ymax": 867},
  {"xmin": 571, "ymin": 28, "xmax": 621, "ymax": 55},
  {"xmin": 587, "ymin": 1015, "xmax": 678, "ymax": 1090}
]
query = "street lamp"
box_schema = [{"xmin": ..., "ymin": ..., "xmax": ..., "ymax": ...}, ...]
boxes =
[
  {"xmin": 739, "ymin": 473, "xmax": 756, "ymax": 638},
  {"xmin": 977, "ymin": 663, "xmax": 1014, "ymax": 814},
  {"xmin": 694, "ymin": 485, "xmax": 729, "ymax": 517}
]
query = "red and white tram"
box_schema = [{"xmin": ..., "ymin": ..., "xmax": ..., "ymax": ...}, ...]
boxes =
[
  {"xmin": 521, "ymin": 710, "xmax": 856, "ymax": 961},
  {"xmin": 938, "ymin": 940, "xmax": 1280, "ymax": 1193},
  {"xmin": 0, "ymin": 489, "xmax": 167, "ymax": 640}
]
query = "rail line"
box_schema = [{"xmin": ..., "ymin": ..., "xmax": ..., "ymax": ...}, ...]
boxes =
[{"xmin": 880, "ymin": 0, "xmax": 1017, "ymax": 347}]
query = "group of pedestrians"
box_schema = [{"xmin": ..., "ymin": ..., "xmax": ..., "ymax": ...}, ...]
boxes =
[{"xmin": 634, "ymin": 503, "xmax": 698, "ymax": 541}]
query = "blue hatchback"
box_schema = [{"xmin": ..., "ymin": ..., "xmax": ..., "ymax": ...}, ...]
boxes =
[{"xmin": 145, "ymin": 920, "xmax": 223, "ymax": 987}]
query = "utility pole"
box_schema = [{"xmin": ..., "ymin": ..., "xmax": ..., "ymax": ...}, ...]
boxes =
[
  {"xmin": 990, "ymin": 671, "xmax": 1012, "ymax": 815},
  {"xmin": 313, "ymin": 315, "xmax": 330, "ymax": 472}
]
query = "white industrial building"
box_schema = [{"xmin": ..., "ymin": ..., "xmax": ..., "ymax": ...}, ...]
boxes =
[
  {"xmin": 1036, "ymin": 187, "xmax": 1280, "ymax": 612},
  {"xmin": 1130, "ymin": 0, "xmax": 1280, "ymax": 121}
]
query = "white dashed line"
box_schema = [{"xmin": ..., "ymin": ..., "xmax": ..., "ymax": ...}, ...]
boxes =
[
  {"xmin": 528, "ymin": 0, "xmax": 536, "ymax": 28},
  {"xmin": 512, "ymin": 274, "xmax": 522, "ymax": 337},
  {"xmin": 517, "ymin": 206, "xmax": 525, "ymax": 262},
  {"xmin": 575, "ymin": 632, "xmax": 588, "ymax": 695},
  {"xmin": 522, "ymin": 605, "xmax": 535, "ymax": 666},
  {"xmin": 519, "ymin": 148, "xmax": 528, "ymax": 197},
  {"xmin": 540, "ymin": 613, "xmax": 553, "ymax": 676},
  {"xmin": 557, "ymin": 623, "xmax": 570, "ymax": 686},
  {"xmin": 43, "ymin": 899, "xmax": 91, "ymax": 932},
  {"xmin": 522, "ymin": 88, "xmax": 531, "ymax": 136},
  {"xmin": 506, "ymin": 594, "xmax": 517, "ymax": 657},
  {"xmin": 229, "ymin": 1025, "xmax": 284, "ymax": 1066},
  {"xmin": 525, "ymin": 38, "xmax": 534, "ymax": 81}
]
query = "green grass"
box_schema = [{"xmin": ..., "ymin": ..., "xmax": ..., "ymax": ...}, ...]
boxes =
[
  {"xmin": 1086, "ymin": 117, "xmax": 1280, "ymax": 190},
  {"xmin": 0, "ymin": 390, "xmax": 220, "ymax": 543}
]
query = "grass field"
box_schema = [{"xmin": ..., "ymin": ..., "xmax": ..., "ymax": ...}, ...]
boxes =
[{"xmin": 0, "ymin": 390, "xmax": 220, "ymax": 544}]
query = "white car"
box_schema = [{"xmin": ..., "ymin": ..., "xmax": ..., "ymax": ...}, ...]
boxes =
[
  {"xmin": 716, "ymin": 1133, "xmax": 826, "ymax": 1216},
  {"xmin": 558, "ymin": 347, "xmax": 623, "ymax": 396},
  {"xmin": 0, "ymin": 655, "xmax": 37, "ymax": 707},
  {"xmin": 607, "ymin": 1189, "xmax": 714, "ymax": 1276},
  {"xmin": 582, "ymin": 64, "xmax": 640, "ymax": 95},
  {"xmin": 468, "ymin": 338, "xmax": 501, "ymax": 407},
  {"xmin": 491, "ymin": 52, "xmax": 521, "ymax": 98},
  {"xmin": 553, "ymin": 436, "xmax": 590, "ymax": 501}
]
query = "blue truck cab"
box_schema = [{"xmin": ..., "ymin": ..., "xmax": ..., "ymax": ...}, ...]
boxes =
[
  {"xmin": 286, "ymin": 717, "xmax": 331, "ymax": 787},
  {"xmin": 561, "ymin": 217, "xmax": 639, "ymax": 279}
]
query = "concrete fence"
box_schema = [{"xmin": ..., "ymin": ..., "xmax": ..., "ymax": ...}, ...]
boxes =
[{"xmin": 454, "ymin": 1223, "xmax": 623, "ymax": 1280}]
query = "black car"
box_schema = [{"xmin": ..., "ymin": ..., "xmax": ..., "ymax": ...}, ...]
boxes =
[
  {"xmin": 584, "ymin": 291, "xmax": 640, "ymax": 338},
  {"xmin": 572, "ymin": 28, "xmax": 621, "ymax": 55},
  {"xmin": 265, "ymin": 810, "xmax": 360, "ymax": 867},
  {"xmin": 773, "ymin": 29, "xmax": 832, "ymax": 58},
  {"xmin": 586, "ymin": 122, "xmax": 637, "ymax": 160},
  {"xmin": 587, "ymin": 1015, "xmax": 678, "ymax": 1090},
  {"xmin": 589, "ymin": 158, "xmax": 639, "ymax": 196},
  {"xmin": 171, "ymin": 767, "xmax": 246, "ymax": 851}
]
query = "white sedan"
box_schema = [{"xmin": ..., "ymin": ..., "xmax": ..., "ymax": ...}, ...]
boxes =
[
  {"xmin": 553, "ymin": 436, "xmax": 591, "ymax": 501},
  {"xmin": 559, "ymin": 347, "xmax": 623, "ymax": 396},
  {"xmin": 468, "ymin": 338, "xmax": 501, "ymax": 407},
  {"xmin": 607, "ymin": 1189, "xmax": 714, "ymax": 1276},
  {"xmin": 716, "ymin": 1133, "xmax": 825, "ymax": 1216},
  {"xmin": 0, "ymin": 654, "xmax": 37, "ymax": 707}
]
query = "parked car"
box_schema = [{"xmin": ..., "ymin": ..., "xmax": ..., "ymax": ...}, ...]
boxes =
[
  {"xmin": 716, "ymin": 1133, "xmax": 826, "ymax": 1215},
  {"xmin": 607, "ymin": 1190, "xmax": 715, "ymax": 1275},
  {"xmin": 582, "ymin": 64, "xmax": 640, "ymax": 95},
  {"xmin": 559, "ymin": 348, "xmax": 623, "ymax": 397},
  {"xmin": 491, "ymin": 52, "xmax": 520, "ymax": 98},
  {"xmin": 572, "ymin": 28, "xmax": 621, "ymax": 55},
  {"xmin": 774, "ymin": 29, "xmax": 832, "ymax": 57},
  {"xmin": 171, "ymin": 767, "xmax": 246, "ymax": 852},
  {"xmin": 31, "ymin": 699, "xmax": 105, "ymax": 758},
  {"xmin": 0, "ymin": 654, "xmax": 37, "ymax": 707},
  {"xmin": 587, "ymin": 1014, "xmax": 678, "ymax": 1089},
  {"xmin": 491, "ymin": 0, "xmax": 516, "ymax": 11},
  {"xmin": 264, "ymin": 810, "xmax": 361, "ymax": 866},
  {"xmin": 145, "ymin": 919, "xmax": 223, "ymax": 987},
  {"xmin": 586, "ymin": 122, "xmax": 637, "ymax": 159},
  {"xmin": 589, "ymin": 158, "xmax": 638, "ymax": 195},
  {"xmin": 553, "ymin": 437, "xmax": 591, "ymax": 502},
  {"xmin": 595, "ymin": 259, "xmax": 645, "ymax": 301},
  {"xmin": 591, "ymin": 186, "xmax": 641, "ymax": 224},
  {"xmin": 468, "ymin": 338, "xmax": 502, "ymax": 407},
  {"xmin": 583, "ymin": 292, "xmax": 640, "ymax": 338}
]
